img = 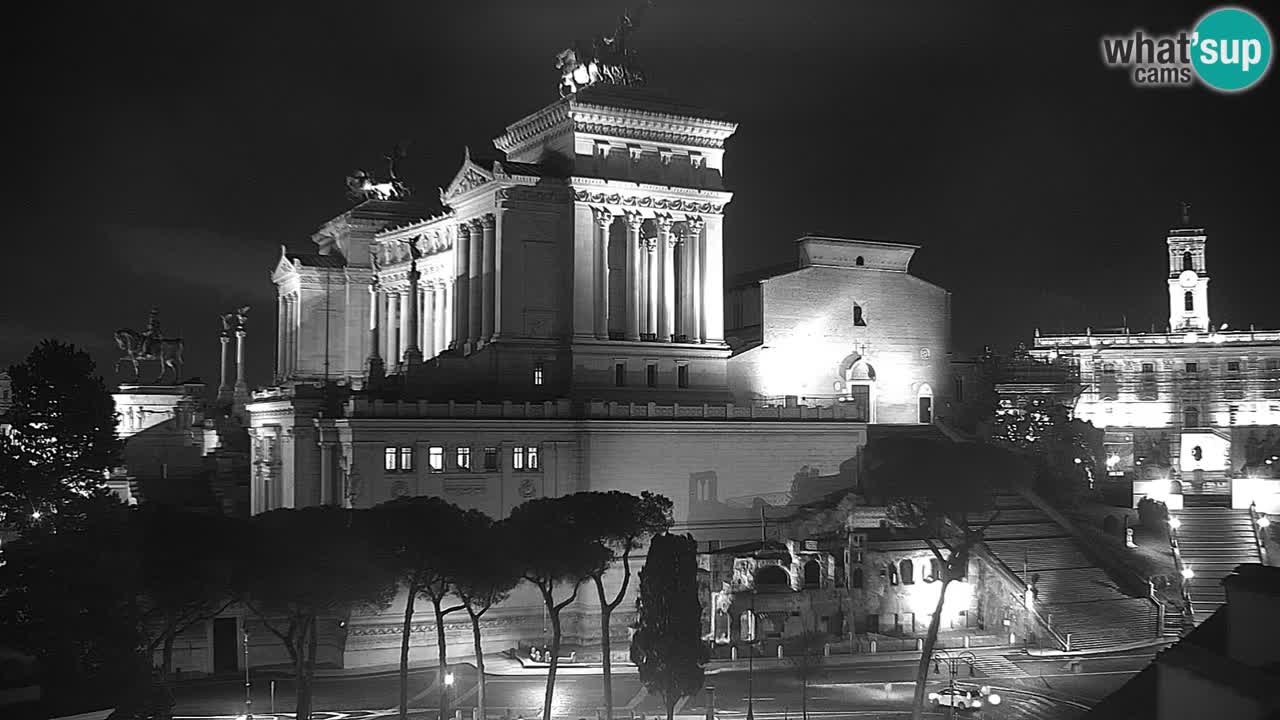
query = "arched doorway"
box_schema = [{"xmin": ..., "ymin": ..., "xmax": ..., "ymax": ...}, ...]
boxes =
[
  {"xmin": 755, "ymin": 565, "xmax": 790, "ymax": 591},
  {"xmin": 917, "ymin": 383, "xmax": 934, "ymax": 424},
  {"xmin": 803, "ymin": 560, "xmax": 821, "ymax": 588},
  {"xmin": 839, "ymin": 352, "xmax": 877, "ymax": 422}
]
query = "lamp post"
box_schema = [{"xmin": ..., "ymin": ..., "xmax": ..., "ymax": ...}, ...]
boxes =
[
  {"xmin": 243, "ymin": 627, "xmax": 253, "ymax": 720},
  {"xmin": 931, "ymin": 649, "xmax": 975, "ymax": 720},
  {"xmin": 444, "ymin": 669, "xmax": 455, "ymax": 720},
  {"xmin": 746, "ymin": 594, "xmax": 757, "ymax": 720}
]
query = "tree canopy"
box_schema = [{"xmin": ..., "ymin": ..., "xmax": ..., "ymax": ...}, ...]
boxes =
[
  {"xmin": 1, "ymin": 340, "xmax": 120, "ymax": 526},
  {"xmin": 630, "ymin": 533, "xmax": 708, "ymax": 720}
]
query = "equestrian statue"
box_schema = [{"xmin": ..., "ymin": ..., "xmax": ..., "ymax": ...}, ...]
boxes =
[{"xmin": 115, "ymin": 307, "xmax": 185, "ymax": 384}]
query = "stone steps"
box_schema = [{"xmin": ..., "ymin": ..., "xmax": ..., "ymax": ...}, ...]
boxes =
[{"xmin": 1173, "ymin": 507, "xmax": 1262, "ymax": 624}]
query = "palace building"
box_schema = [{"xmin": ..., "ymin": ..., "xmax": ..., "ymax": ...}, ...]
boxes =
[
  {"xmin": 1029, "ymin": 211, "xmax": 1280, "ymax": 513},
  {"xmin": 231, "ymin": 63, "xmax": 955, "ymax": 670}
]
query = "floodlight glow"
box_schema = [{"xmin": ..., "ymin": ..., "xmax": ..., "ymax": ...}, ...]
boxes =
[
  {"xmin": 1181, "ymin": 566, "xmax": 1195, "ymax": 580},
  {"xmin": 1258, "ymin": 516, "xmax": 1271, "ymax": 529},
  {"xmin": 987, "ymin": 693, "xmax": 1001, "ymax": 705},
  {"xmin": 445, "ymin": 672, "xmax": 455, "ymax": 686},
  {"xmin": 1169, "ymin": 517, "xmax": 1181, "ymax": 530},
  {"xmin": 30, "ymin": 511, "xmax": 40, "ymax": 520}
]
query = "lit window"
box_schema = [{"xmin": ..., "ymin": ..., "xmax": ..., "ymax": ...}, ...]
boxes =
[
  {"xmin": 677, "ymin": 364, "xmax": 690, "ymax": 389},
  {"xmin": 483, "ymin": 447, "xmax": 498, "ymax": 471},
  {"xmin": 399, "ymin": 447, "xmax": 413, "ymax": 472},
  {"xmin": 527, "ymin": 445, "xmax": 539, "ymax": 470},
  {"xmin": 384, "ymin": 447, "xmax": 397, "ymax": 471},
  {"xmin": 646, "ymin": 364, "xmax": 657, "ymax": 388},
  {"xmin": 428, "ymin": 446, "xmax": 444, "ymax": 472},
  {"xmin": 533, "ymin": 362, "xmax": 544, "ymax": 386},
  {"xmin": 513, "ymin": 446, "xmax": 525, "ymax": 470},
  {"xmin": 456, "ymin": 447, "xmax": 471, "ymax": 471},
  {"xmin": 615, "ymin": 362, "xmax": 626, "ymax": 387}
]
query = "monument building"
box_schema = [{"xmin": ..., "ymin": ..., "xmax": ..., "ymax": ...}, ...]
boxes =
[{"xmin": 230, "ymin": 19, "xmax": 956, "ymax": 672}]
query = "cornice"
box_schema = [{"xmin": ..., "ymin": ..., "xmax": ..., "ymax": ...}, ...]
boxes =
[{"xmin": 494, "ymin": 101, "xmax": 573, "ymax": 155}]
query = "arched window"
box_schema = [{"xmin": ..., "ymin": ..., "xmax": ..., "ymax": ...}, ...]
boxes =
[
  {"xmin": 852, "ymin": 567, "xmax": 864, "ymax": 589},
  {"xmin": 1185, "ymin": 291, "xmax": 1194, "ymax": 312},
  {"xmin": 803, "ymin": 560, "xmax": 821, "ymax": 589},
  {"xmin": 1183, "ymin": 251, "xmax": 1193, "ymax": 271},
  {"xmin": 755, "ymin": 565, "xmax": 789, "ymax": 590},
  {"xmin": 899, "ymin": 559, "xmax": 915, "ymax": 585},
  {"xmin": 927, "ymin": 558, "xmax": 942, "ymax": 582},
  {"xmin": 853, "ymin": 305, "xmax": 867, "ymax": 326},
  {"xmin": 1183, "ymin": 406, "xmax": 1200, "ymax": 428},
  {"xmin": 855, "ymin": 256, "xmax": 865, "ymax": 266},
  {"xmin": 1169, "ymin": 479, "xmax": 1184, "ymax": 496}
]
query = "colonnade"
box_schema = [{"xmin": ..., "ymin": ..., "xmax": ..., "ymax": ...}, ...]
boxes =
[
  {"xmin": 593, "ymin": 210, "xmax": 710, "ymax": 343},
  {"xmin": 373, "ymin": 282, "xmax": 454, "ymax": 365}
]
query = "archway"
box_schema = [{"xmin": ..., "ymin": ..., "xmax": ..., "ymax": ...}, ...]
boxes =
[
  {"xmin": 755, "ymin": 565, "xmax": 790, "ymax": 591},
  {"xmin": 917, "ymin": 383, "xmax": 934, "ymax": 424},
  {"xmin": 803, "ymin": 559, "xmax": 821, "ymax": 588},
  {"xmin": 1169, "ymin": 479, "xmax": 1184, "ymax": 496},
  {"xmin": 839, "ymin": 352, "xmax": 877, "ymax": 422}
]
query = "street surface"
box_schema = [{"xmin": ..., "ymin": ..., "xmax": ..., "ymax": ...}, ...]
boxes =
[{"xmin": 172, "ymin": 648, "xmax": 1158, "ymax": 720}]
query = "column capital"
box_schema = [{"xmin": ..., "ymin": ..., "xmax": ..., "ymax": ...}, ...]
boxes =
[
  {"xmin": 458, "ymin": 222, "xmax": 473, "ymax": 237},
  {"xmin": 593, "ymin": 207, "xmax": 614, "ymax": 229},
  {"xmin": 480, "ymin": 213, "xmax": 497, "ymax": 230},
  {"xmin": 642, "ymin": 236, "xmax": 659, "ymax": 253},
  {"xmin": 685, "ymin": 216, "xmax": 705, "ymax": 234},
  {"xmin": 656, "ymin": 214, "xmax": 676, "ymax": 232},
  {"xmin": 625, "ymin": 211, "xmax": 645, "ymax": 231}
]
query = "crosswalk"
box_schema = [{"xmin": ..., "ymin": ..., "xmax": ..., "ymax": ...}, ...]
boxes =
[{"xmin": 967, "ymin": 654, "xmax": 1029, "ymax": 678}]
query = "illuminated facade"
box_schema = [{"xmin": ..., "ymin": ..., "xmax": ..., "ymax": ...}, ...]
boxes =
[
  {"xmin": 241, "ymin": 84, "xmax": 956, "ymax": 669},
  {"xmin": 1030, "ymin": 216, "xmax": 1280, "ymax": 511}
]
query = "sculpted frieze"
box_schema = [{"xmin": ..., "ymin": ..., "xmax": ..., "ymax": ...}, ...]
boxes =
[{"xmin": 572, "ymin": 190, "xmax": 723, "ymax": 214}]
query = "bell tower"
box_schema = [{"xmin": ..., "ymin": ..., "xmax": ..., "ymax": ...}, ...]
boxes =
[{"xmin": 1167, "ymin": 202, "xmax": 1210, "ymax": 333}]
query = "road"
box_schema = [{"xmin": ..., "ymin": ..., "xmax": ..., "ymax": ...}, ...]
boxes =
[{"xmin": 171, "ymin": 649, "xmax": 1158, "ymax": 720}]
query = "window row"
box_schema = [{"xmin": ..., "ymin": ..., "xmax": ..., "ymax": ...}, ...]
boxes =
[
  {"xmin": 850, "ymin": 557, "xmax": 958, "ymax": 589},
  {"xmin": 614, "ymin": 361, "xmax": 691, "ymax": 388},
  {"xmin": 384, "ymin": 444, "xmax": 540, "ymax": 473},
  {"xmin": 1102, "ymin": 359, "xmax": 1280, "ymax": 375}
]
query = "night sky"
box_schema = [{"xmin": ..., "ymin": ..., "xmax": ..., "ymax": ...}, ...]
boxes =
[{"xmin": 7, "ymin": 1, "xmax": 1278, "ymax": 391}]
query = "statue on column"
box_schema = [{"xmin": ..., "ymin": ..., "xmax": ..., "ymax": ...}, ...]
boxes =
[{"xmin": 114, "ymin": 308, "xmax": 185, "ymax": 385}]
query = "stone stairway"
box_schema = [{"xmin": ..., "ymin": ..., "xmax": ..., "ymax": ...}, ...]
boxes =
[
  {"xmin": 1173, "ymin": 503, "xmax": 1262, "ymax": 624},
  {"xmin": 977, "ymin": 494, "xmax": 1159, "ymax": 651}
]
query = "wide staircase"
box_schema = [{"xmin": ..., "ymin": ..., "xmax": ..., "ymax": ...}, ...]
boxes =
[
  {"xmin": 977, "ymin": 494, "xmax": 1160, "ymax": 651},
  {"xmin": 1174, "ymin": 494, "xmax": 1262, "ymax": 624}
]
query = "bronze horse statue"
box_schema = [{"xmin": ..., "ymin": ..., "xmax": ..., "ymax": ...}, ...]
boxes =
[{"xmin": 114, "ymin": 329, "xmax": 184, "ymax": 384}]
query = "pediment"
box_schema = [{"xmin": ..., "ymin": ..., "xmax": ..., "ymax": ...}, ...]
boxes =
[{"xmin": 441, "ymin": 147, "xmax": 496, "ymax": 203}]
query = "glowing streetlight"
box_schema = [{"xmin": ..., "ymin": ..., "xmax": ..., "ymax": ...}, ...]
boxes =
[
  {"xmin": 1168, "ymin": 517, "xmax": 1181, "ymax": 530},
  {"xmin": 1258, "ymin": 516, "xmax": 1271, "ymax": 529},
  {"xmin": 1181, "ymin": 566, "xmax": 1195, "ymax": 580},
  {"xmin": 30, "ymin": 510, "xmax": 41, "ymax": 520},
  {"xmin": 444, "ymin": 672, "xmax": 455, "ymax": 686}
]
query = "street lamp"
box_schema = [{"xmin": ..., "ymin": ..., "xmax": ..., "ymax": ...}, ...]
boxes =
[
  {"xmin": 243, "ymin": 627, "xmax": 253, "ymax": 720},
  {"xmin": 931, "ymin": 649, "xmax": 977, "ymax": 720},
  {"xmin": 444, "ymin": 669, "xmax": 455, "ymax": 720}
]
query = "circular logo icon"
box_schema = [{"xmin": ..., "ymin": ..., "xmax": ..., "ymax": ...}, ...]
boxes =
[{"xmin": 1192, "ymin": 7, "xmax": 1273, "ymax": 92}]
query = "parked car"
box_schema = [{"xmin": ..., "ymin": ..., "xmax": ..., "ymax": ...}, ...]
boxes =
[{"xmin": 928, "ymin": 685, "xmax": 1002, "ymax": 710}]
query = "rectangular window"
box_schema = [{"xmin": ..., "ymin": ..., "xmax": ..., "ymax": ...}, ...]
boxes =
[
  {"xmin": 384, "ymin": 447, "xmax": 397, "ymax": 472},
  {"xmin": 1268, "ymin": 359, "xmax": 1280, "ymax": 371},
  {"xmin": 456, "ymin": 446, "xmax": 471, "ymax": 471},
  {"xmin": 1228, "ymin": 360, "xmax": 1241, "ymax": 372},
  {"xmin": 615, "ymin": 362, "xmax": 626, "ymax": 387},
  {"xmin": 533, "ymin": 362, "xmax": 544, "ymax": 386},
  {"xmin": 646, "ymin": 363, "xmax": 657, "ymax": 388},
  {"xmin": 1142, "ymin": 363, "xmax": 1155, "ymax": 374},
  {"xmin": 399, "ymin": 447, "xmax": 414, "ymax": 472},
  {"xmin": 513, "ymin": 446, "xmax": 525, "ymax": 471},
  {"xmin": 527, "ymin": 445, "xmax": 539, "ymax": 470},
  {"xmin": 484, "ymin": 447, "xmax": 498, "ymax": 471},
  {"xmin": 1186, "ymin": 362, "xmax": 1198, "ymax": 373},
  {"xmin": 428, "ymin": 446, "xmax": 444, "ymax": 473},
  {"xmin": 953, "ymin": 376, "xmax": 964, "ymax": 402},
  {"xmin": 678, "ymin": 364, "xmax": 690, "ymax": 389}
]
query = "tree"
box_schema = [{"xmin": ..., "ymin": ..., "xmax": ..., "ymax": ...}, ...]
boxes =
[
  {"xmin": 370, "ymin": 497, "xmax": 472, "ymax": 720},
  {"xmin": 1, "ymin": 340, "xmax": 120, "ymax": 527},
  {"xmin": 134, "ymin": 508, "xmax": 244, "ymax": 687},
  {"xmin": 569, "ymin": 491, "xmax": 673, "ymax": 720},
  {"xmin": 244, "ymin": 507, "xmax": 397, "ymax": 720},
  {"xmin": 785, "ymin": 624, "xmax": 828, "ymax": 720},
  {"xmin": 630, "ymin": 533, "xmax": 708, "ymax": 720},
  {"xmin": 508, "ymin": 496, "xmax": 611, "ymax": 720},
  {"xmin": 863, "ymin": 435, "xmax": 1026, "ymax": 720},
  {"xmin": 0, "ymin": 499, "xmax": 146, "ymax": 718},
  {"xmin": 453, "ymin": 512, "xmax": 521, "ymax": 720}
]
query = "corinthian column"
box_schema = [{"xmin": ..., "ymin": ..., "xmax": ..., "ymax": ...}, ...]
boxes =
[
  {"xmin": 403, "ymin": 258, "xmax": 422, "ymax": 366},
  {"xmin": 367, "ymin": 282, "xmax": 384, "ymax": 381},
  {"xmin": 218, "ymin": 332, "xmax": 232, "ymax": 400},
  {"xmin": 657, "ymin": 216, "xmax": 675, "ymax": 341},
  {"xmin": 455, "ymin": 223, "xmax": 471, "ymax": 351},
  {"xmin": 594, "ymin": 208, "xmax": 612, "ymax": 339},
  {"xmin": 625, "ymin": 213, "xmax": 643, "ymax": 341},
  {"xmin": 645, "ymin": 238, "xmax": 659, "ymax": 337},
  {"xmin": 687, "ymin": 217, "xmax": 705, "ymax": 343},
  {"xmin": 481, "ymin": 214, "xmax": 496, "ymax": 343},
  {"xmin": 387, "ymin": 291, "xmax": 400, "ymax": 362},
  {"xmin": 468, "ymin": 219, "xmax": 483, "ymax": 349},
  {"xmin": 275, "ymin": 295, "xmax": 285, "ymax": 381},
  {"xmin": 234, "ymin": 327, "xmax": 248, "ymax": 394}
]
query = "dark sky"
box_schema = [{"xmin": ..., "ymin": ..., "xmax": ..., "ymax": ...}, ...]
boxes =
[{"xmin": 6, "ymin": 1, "xmax": 1278, "ymax": 390}]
